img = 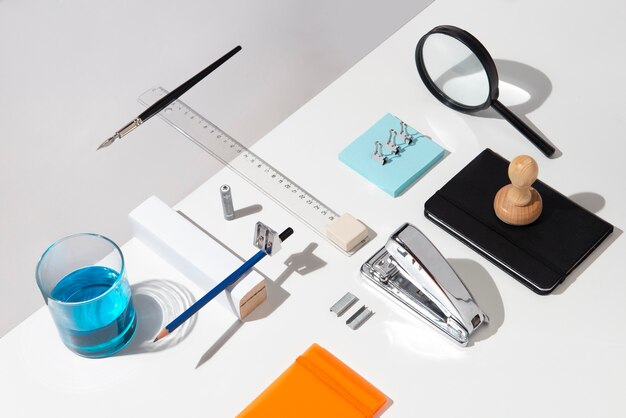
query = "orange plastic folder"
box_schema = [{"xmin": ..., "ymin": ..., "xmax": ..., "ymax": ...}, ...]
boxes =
[{"xmin": 238, "ymin": 344, "xmax": 387, "ymax": 418}]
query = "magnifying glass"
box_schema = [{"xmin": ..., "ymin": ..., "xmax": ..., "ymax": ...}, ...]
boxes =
[{"xmin": 415, "ymin": 25, "xmax": 555, "ymax": 157}]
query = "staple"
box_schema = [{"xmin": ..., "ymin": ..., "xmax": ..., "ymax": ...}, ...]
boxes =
[
  {"xmin": 330, "ymin": 292, "xmax": 358, "ymax": 317},
  {"xmin": 346, "ymin": 305, "xmax": 374, "ymax": 330}
]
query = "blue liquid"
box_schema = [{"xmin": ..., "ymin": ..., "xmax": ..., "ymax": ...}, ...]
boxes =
[{"xmin": 50, "ymin": 266, "xmax": 136, "ymax": 357}]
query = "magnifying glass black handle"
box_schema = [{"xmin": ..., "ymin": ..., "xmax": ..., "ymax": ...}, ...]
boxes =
[{"xmin": 492, "ymin": 100, "xmax": 555, "ymax": 157}]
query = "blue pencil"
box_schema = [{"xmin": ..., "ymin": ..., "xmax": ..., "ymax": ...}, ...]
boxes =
[{"xmin": 154, "ymin": 227, "xmax": 293, "ymax": 342}]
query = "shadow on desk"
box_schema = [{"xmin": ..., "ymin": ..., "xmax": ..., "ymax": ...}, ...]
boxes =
[
  {"xmin": 195, "ymin": 242, "xmax": 327, "ymax": 368},
  {"xmin": 234, "ymin": 204, "xmax": 263, "ymax": 219},
  {"xmin": 118, "ymin": 279, "xmax": 197, "ymax": 356},
  {"xmin": 569, "ymin": 192, "xmax": 606, "ymax": 214},
  {"xmin": 481, "ymin": 59, "xmax": 552, "ymax": 119},
  {"xmin": 448, "ymin": 258, "xmax": 504, "ymax": 345},
  {"xmin": 475, "ymin": 59, "xmax": 561, "ymax": 158}
]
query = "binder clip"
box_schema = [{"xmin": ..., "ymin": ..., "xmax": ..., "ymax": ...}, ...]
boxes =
[
  {"xmin": 399, "ymin": 121, "xmax": 414, "ymax": 145},
  {"xmin": 372, "ymin": 141, "xmax": 387, "ymax": 165},
  {"xmin": 383, "ymin": 129, "xmax": 399, "ymax": 154},
  {"xmin": 360, "ymin": 223, "xmax": 488, "ymax": 345}
]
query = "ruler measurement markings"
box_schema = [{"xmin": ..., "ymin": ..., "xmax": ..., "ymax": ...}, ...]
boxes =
[
  {"xmin": 139, "ymin": 87, "xmax": 345, "ymax": 252},
  {"xmin": 152, "ymin": 87, "xmax": 334, "ymax": 224}
]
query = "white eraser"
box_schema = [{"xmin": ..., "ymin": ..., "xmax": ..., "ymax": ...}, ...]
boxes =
[
  {"xmin": 128, "ymin": 196, "xmax": 266, "ymax": 319},
  {"xmin": 325, "ymin": 213, "xmax": 368, "ymax": 252}
]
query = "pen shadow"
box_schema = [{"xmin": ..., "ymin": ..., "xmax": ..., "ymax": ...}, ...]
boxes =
[
  {"xmin": 475, "ymin": 59, "xmax": 561, "ymax": 158},
  {"xmin": 448, "ymin": 258, "xmax": 504, "ymax": 345},
  {"xmin": 118, "ymin": 279, "xmax": 197, "ymax": 356},
  {"xmin": 195, "ymin": 242, "xmax": 327, "ymax": 368}
]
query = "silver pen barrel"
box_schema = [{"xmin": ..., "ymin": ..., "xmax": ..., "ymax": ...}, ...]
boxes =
[{"xmin": 97, "ymin": 118, "xmax": 143, "ymax": 150}]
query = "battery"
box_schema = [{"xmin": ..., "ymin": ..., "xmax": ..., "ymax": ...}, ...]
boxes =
[{"xmin": 220, "ymin": 184, "xmax": 235, "ymax": 220}]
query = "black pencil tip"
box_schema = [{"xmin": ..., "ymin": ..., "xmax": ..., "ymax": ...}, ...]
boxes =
[{"xmin": 153, "ymin": 328, "xmax": 169, "ymax": 343}]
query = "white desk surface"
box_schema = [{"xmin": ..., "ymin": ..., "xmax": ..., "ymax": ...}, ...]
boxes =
[{"xmin": 2, "ymin": 0, "xmax": 625, "ymax": 416}]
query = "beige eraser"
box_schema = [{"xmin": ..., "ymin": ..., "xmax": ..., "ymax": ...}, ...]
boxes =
[{"xmin": 326, "ymin": 213, "xmax": 368, "ymax": 252}]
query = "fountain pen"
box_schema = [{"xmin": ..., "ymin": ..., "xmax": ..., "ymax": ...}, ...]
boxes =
[{"xmin": 97, "ymin": 45, "xmax": 242, "ymax": 150}]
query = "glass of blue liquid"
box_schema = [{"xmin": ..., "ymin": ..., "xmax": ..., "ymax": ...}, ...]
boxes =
[{"xmin": 36, "ymin": 233, "xmax": 137, "ymax": 358}]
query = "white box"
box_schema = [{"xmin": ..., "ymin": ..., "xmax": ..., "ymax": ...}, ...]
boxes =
[{"xmin": 128, "ymin": 196, "xmax": 266, "ymax": 319}]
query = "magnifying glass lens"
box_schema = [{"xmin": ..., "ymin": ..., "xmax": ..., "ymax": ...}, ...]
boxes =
[
  {"xmin": 416, "ymin": 25, "xmax": 556, "ymax": 157},
  {"xmin": 422, "ymin": 33, "xmax": 490, "ymax": 107}
]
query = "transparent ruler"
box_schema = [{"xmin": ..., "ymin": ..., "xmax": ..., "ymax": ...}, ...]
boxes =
[{"xmin": 138, "ymin": 86, "xmax": 365, "ymax": 256}]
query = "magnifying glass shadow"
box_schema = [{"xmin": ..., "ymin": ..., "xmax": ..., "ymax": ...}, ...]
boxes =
[
  {"xmin": 477, "ymin": 59, "xmax": 561, "ymax": 157},
  {"xmin": 416, "ymin": 26, "xmax": 560, "ymax": 158}
]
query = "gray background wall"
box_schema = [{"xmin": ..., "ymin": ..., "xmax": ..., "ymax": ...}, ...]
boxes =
[{"xmin": 0, "ymin": 0, "xmax": 432, "ymax": 337}]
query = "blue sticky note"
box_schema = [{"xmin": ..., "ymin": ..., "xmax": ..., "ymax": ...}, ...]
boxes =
[{"xmin": 338, "ymin": 114, "xmax": 445, "ymax": 197}]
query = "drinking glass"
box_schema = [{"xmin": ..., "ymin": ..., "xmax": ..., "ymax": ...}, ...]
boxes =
[{"xmin": 36, "ymin": 233, "xmax": 137, "ymax": 358}]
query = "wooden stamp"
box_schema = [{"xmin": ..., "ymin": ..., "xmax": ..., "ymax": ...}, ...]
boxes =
[{"xmin": 494, "ymin": 155, "xmax": 543, "ymax": 225}]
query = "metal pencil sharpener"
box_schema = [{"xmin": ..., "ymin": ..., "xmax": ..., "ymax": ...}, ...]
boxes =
[{"xmin": 254, "ymin": 222, "xmax": 281, "ymax": 256}]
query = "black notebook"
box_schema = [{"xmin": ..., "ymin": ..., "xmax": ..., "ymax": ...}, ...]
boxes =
[{"xmin": 424, "ymin": 149, "xmax": 613, "ymax": 294}]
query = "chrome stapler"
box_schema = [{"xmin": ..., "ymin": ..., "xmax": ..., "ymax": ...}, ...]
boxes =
[{"xmin": 361, "ymin": 223, "xmax": 487, "ymax": 345}]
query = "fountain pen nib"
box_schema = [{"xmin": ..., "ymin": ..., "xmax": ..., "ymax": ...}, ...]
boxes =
[{"xmin": 97, "ymin": 135, "xmax": 117, "ymax": 150}]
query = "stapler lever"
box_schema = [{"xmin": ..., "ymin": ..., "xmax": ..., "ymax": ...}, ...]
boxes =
[{"xmin": 361, "ymin": 223, "xmax": 487, "ymax": 345}]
